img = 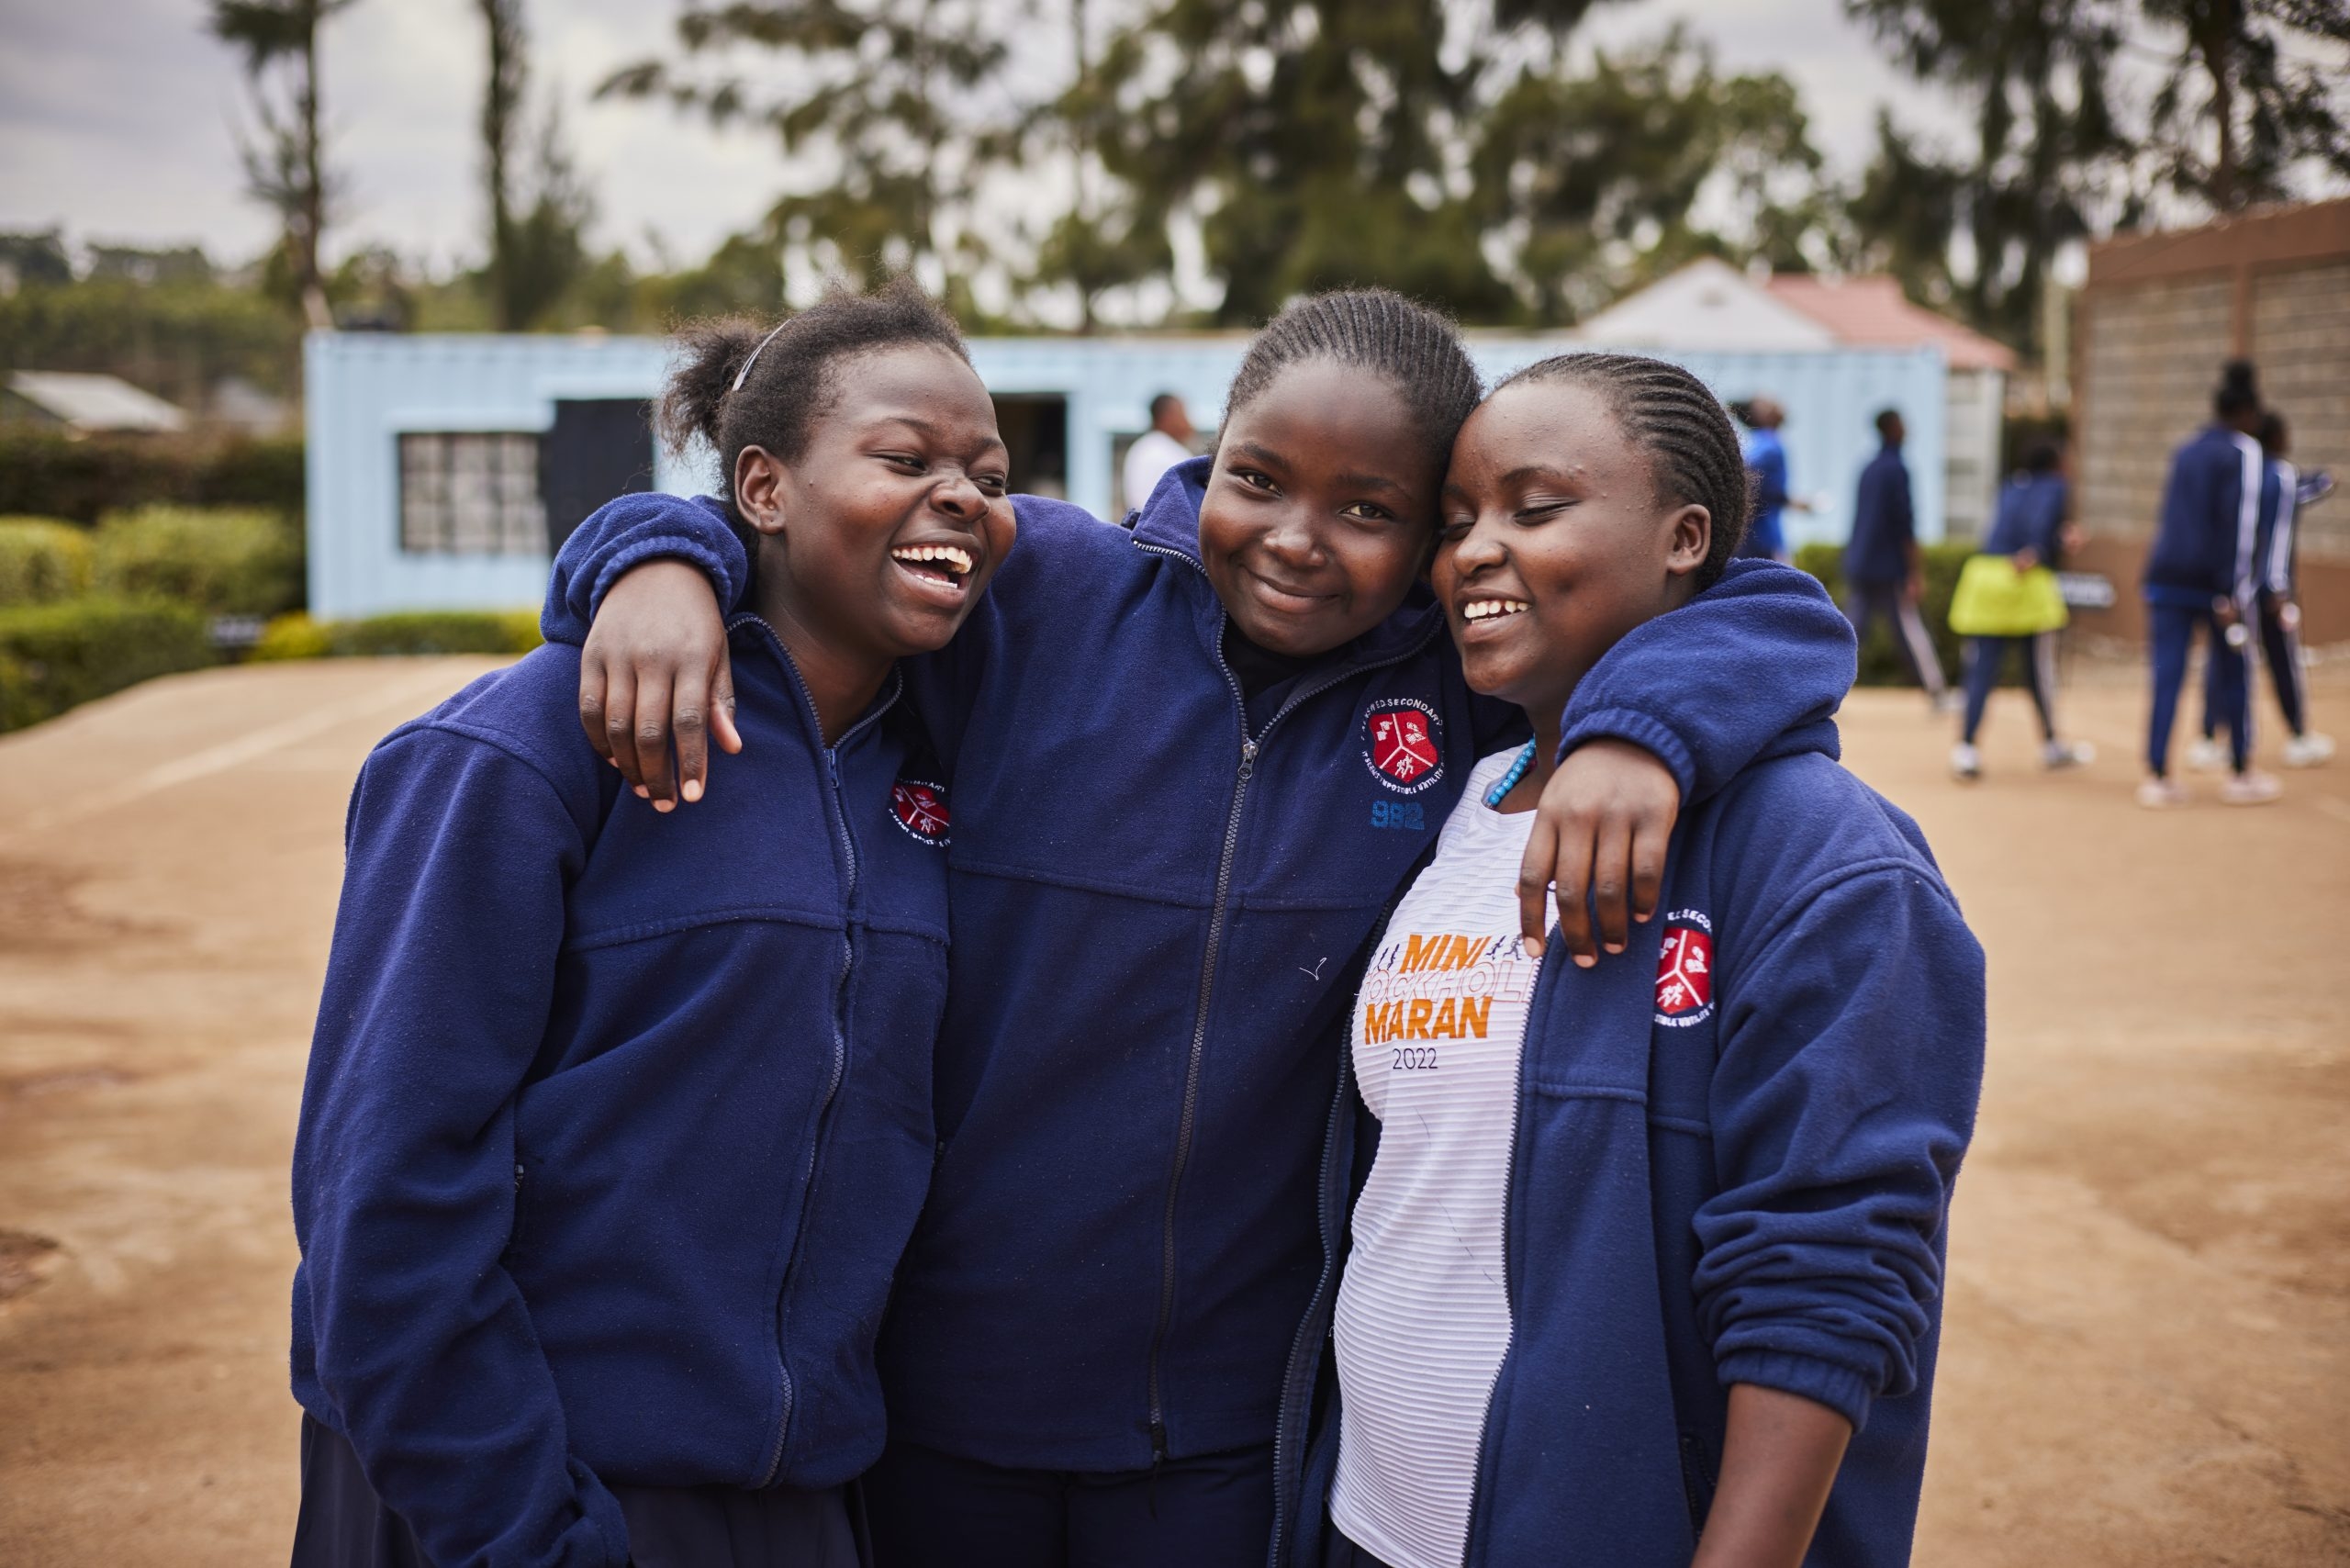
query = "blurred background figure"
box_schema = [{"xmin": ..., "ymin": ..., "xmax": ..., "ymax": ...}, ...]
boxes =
[
  {"xmin": 1841, "ymin": 408, "xmax": 1952, "ymax": 710},
  {"xmin": 1949, "ymin": 440, "xmax": 2093, "ymax": 780},
  {"xmin": 1734, "ymin": 396, "xmax": 1801, "ymax": 561},
  {"xmin": 2139, "ymin": 359, "xmax": 2276, "ymax": 809},
  {"xmin": 1122, "ymin": 392, "xmax": 1195, "ymax": 516},
  {"xmin": 2189, "ymin": 409, "xmax": 2334, "ymax": 772}
]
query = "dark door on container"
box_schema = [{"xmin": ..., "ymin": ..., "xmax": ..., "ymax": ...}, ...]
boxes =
[{"xmin": 542, "ymin": 398, "xmax": 655, "ymax": 554}]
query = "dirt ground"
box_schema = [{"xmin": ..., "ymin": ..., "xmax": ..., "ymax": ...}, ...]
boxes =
[{"xmin": 0, "ymin": 653, "xmax": 2344, "ymax": 1565}]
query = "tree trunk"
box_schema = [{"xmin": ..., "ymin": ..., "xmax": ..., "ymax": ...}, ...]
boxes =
[
  {"xmin": 480, "ymin": 0, "xmax": 521, "ymax": 330},
  {"xmin": 297, "ymin": 6, "xmax": 331, "ymax": 330},
  {"xmin": 2196, "ymin": 5, "xmax": 2239, "ymax": 210}
]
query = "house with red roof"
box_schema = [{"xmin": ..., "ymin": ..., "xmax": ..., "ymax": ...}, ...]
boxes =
[{"xmin": 1576, "ymin": 258, "xmax": 2017, "ymax": 542}]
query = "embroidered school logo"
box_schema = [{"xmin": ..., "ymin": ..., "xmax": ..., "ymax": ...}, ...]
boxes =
[
  {"xmin": 1362, "ymin": 700, "xmax": 1445, "ymax": 796},
  {"xmin": 1654, "ymin": 910, "xmax": 1715, "ymax": 1027},
  {"xmin": 890, "ymin": 779, "xmax": 951, "ymax": 846}
]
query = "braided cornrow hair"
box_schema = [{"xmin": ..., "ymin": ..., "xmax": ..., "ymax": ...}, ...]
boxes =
[
  {"xmin": 1224, "ymin": 288, "xmax": 1485, "ymax": 483},
  {"xmin": 1496, "ymin": 353, "xmax": 1751, "ymax": 586}
]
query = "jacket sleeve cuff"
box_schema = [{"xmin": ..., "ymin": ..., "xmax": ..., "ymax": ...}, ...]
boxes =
[
  {"xmin": 1717, "ymin": 1349, "xmax": 1874, "ymax": 1434},
  {"xmin": 1558, "ymin": 707, "xmax": 1696, "ymax": 801},
  {"xmin": 588, "ymin": 535, "xmax": 736, "ymax": 625},
  {"xmin": 571, "ymin": 1457, "xmax": 633, "ymax": 1568}
]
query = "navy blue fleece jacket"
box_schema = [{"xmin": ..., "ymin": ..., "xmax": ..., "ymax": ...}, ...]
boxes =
[
  {"xmin": 289, "ymin": 621, "xmax": 949, "ymax": 1566},
  {"xmin": 2144, "ymin": 425, "xmax": 2264, "ymax": 605},
  {"xmin": 543, "ymin": 462, "xmax": 1859, "ymax": 1471},
  {"xmin": 1277, "ymin": 721, "xmax": 1985, "ymax": 1568}
]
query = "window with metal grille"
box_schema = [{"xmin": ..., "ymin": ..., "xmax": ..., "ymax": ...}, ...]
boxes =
[{"xmin": 397, "ymin": 431, "xmax": 546, "ymax": 554}]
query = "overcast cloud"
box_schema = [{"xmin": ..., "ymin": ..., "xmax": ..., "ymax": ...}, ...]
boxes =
[{"xmin": 2, "ymin": 0, "xmax": 1986, "ymax": 272}]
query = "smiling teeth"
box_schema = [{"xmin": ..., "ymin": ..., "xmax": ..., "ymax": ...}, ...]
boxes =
[
  {"xmin": 1461, "ymin": 599, "xmax": 1529, "ymax": 621},
  {"xmin": 892, "ymin": 544, "xmax": 973, "ymax": 577}
]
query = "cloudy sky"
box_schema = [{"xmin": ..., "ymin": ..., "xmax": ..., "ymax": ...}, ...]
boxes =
[{"xmin": 1, "ymin": 0, "xmax": 2000, "ymax": 273}]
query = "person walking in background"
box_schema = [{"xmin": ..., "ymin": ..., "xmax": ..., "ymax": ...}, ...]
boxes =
[
  {"xmin": 2188, "ymin": 409, "xmax": 2334, "ymax": 771},
  {"xmin": 1949, "ymin": 441, "xmax": 2094, "ymax": 780},
  {"xmin": 1733, "ymin": 395, "xmax": 1807, "ymax": 561},
  {"xmin": 2140, "ymin": 360, "xmax": 2277, "ymax": 809},
  {"xmin": 1121, "ymin": 391, "xmax": 1196, "ymax": 516},
  {"xmin": 1841, "ymin": 408, "xmax": 1952, "ymax": 710}
]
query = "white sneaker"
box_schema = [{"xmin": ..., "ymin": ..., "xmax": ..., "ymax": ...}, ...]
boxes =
[
  {"xmin": 2220, "ymin": 769, "xmax": 2283, "ymax": 806},
  {"xmin": 2186, "ymin": 736, "xmax": 2228, "ymax": 772},
  {"xmin": 1951, "ymin": 743, "xmax": 1982, "ymax": 780},
  {"xmin": 2137, "ymin": 778, "xmax": 2189, "ymax": 810},
  {"xmin": 2042, "ymin": 739, "xmax": 2095, "ymax": 770},
  {"xmin": 2284, "ymin": 732, "xmax": 2335, "ymax": 768}
]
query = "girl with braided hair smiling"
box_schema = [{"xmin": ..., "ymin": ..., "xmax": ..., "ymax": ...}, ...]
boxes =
[
  {"xmin": 1287, "ymin": 353, "xmax": 1984, "ymax": 1568},
  {"xmin": 542, "ymin": 297, "xmax": 1861, "ymax": 1565}
]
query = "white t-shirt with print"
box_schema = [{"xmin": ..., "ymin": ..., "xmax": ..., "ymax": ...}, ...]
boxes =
[{"xmin": 1328, "ymin": 748, "xmax": 1553, "ymax": 1568}]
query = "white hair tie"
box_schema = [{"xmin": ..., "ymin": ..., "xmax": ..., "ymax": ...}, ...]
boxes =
[{"xmin": 731, "ymin": 321, "xmax": 789, "ymax": 393}]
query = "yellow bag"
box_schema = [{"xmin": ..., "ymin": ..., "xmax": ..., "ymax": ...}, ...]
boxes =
[{"xmin": 1948, "ymin": 554, "xmax": 2068, "ymax": 637}]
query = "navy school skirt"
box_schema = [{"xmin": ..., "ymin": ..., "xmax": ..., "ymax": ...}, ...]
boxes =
[{"xmin": 290, "ymin": 1415, "xmax": 867, "ymax": 1568}]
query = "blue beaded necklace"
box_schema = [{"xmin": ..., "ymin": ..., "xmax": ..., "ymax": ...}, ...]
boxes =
[{"xmin": 1483, "ymin": 740, "xmax": 1539, "ymax": 809}]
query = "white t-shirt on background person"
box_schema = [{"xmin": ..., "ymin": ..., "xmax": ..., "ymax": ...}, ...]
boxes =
[
  {"xmin": 1122, "ymin": 429, "xmax": 1193, "ymax": 515},
  {"xmin": 1328, "ymin": 748, "xmax": 1555, "ymax": 1568}
]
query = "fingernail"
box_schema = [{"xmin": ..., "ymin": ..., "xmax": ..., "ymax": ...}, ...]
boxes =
[
  {"xmin": 1606, "ymin": 943, "xmax": 1624, "ymax": 955},
  {"xmin": 682, "ymin": 779, "xmax": 702, "ymax": 802},
  {"xmin": 1575, "ymin": 952, "xmax": 1597, "ymax": 969},
  {"xmin": 633, "ymin": 786, "xmax": 649, "ymax": 799},
  {"xmin": 1525, "ymin": 938, "xmax": 1544, "ymax": 958},
  {"xmin": 654, "ymin": 800, "xmax": 673, "ymax": 813}
]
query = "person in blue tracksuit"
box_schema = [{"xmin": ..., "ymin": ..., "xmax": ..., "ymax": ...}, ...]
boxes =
[
  {"xmin": 545, "ymin": 293, "xmax": 1860, "ymax": 1567},
  {"xmin": 2140, "ymin": 360, "xmax": 2276, "ymax": 807},
  {"xmin": 1733, "ymin": 396, "xmax": 1796, "ymax": 561},
  {"xmin": 1281, "ymin": 352, "xmax": 1983, "ymax": 1568},
  {"xmin": 2192, "ymin": 410, "xmax": 2335, "ymax": 771},
  {"xmin": 286, "ymin": 284, "xmax": 1016, "ymax": 1568},
  {"xmin": 1949, "ymin": 441, "xmax": 2094, "ymax": 780},
  {"xmin": 1841, "ymin": 408, "xmax": 1950, "ymax": 706}
]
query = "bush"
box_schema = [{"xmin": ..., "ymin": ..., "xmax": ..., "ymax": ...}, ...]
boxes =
[
  {"xmin": 252, "ymin": 609, "xmax": 543, "ymax": 661},
  {"xmin": 1795, "ymin": 540, "xmax": 1972, "ymax": 688},
  {"xmin": 0, "ymin": 429, "xmax": 305, "ymax": 523},
  {"xmin": 0, "ymin": 517, "xmax": 95, "ymax": 604},
  {"xmin": 0, "ymin": 596, "xmax": 216, "ymax": 731},
  {"xmin": 91, "ymin": 505, "xmax": 304, "ymax": 618}
]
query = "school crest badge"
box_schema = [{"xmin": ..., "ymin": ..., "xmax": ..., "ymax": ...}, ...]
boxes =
[
  {"xmin": 890, "ymin": 779, "xmax": 951, "ymax": 846},
  {"xmin": 1362, "ymin": 700, "xmax": 1445, "ymax": 796},
  {"xmin": 1654, "ymin": 911, "xmax": 1715, "ymax": 1027}
]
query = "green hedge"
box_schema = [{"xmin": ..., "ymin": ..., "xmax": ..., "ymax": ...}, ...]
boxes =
[
  {"xmin": 0, "ymin": 597, "xmax": 216, "ymax": 731},
  {"xmin": 91, "ymin": 504, "xmax": 304, "ymax": 618},
  {"xmin": 1793, "ymin": 540, "xmax": 1971, "ymax": 688},
  {"xmin": 0, "ymin": 517, "xmax": 95, "ymax": 604},
  {"xmin": 253, "ymin": 610, "xmax": 543, "ymax": 660},
  {"xmin": 0, "ymin": 430, "xmax": 304, "ymax": 523}
]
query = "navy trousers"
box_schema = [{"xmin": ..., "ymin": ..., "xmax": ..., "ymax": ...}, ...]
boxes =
[
  {"xmin": 1321, "ymin": 1520, "xmax": 1401, "ymax": 1568},
  {"xmin": 2202, "ymin": 591, "xmax": 2307, "ymax": 739},
  {"xmin": 1842, "ymin": 581, "xmax": 1949, "ymax": 700},
  {"xmin": 2148, "ymin": 600, "xmax": 2249, "ymax": 777},
  {"xmin": 860, "ymin": 1438, "xmax": 1274, "ymax": 1568},
  {"xmin": 290, "ymin": 1416, "xmax": 863, "ymax": 1568},
  {"xmin": 1961, "ymin": 633, "xmax": 2058, "ymax": 746}
]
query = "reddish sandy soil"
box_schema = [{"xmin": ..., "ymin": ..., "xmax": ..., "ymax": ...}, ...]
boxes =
[{"xmin": 1, "ymin": 655, "xmax": 2344, "ymax": 1565}]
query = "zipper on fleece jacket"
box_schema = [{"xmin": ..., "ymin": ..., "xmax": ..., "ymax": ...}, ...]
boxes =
[
  {"xmin": 734, "ymin": 614, "xmax": 889, "ymax": 1488},
  {"xmin": 1130, "ymin": 538, "xmax": 1439, "ymax": 1470}
]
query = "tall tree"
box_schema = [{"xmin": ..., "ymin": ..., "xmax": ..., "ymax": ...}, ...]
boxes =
[
  {"xmin": 208, "ymin": 0, "xmax": 353, "ymax": 330},
  {"xmin": 1093, "ymin": 0, "xmax": 1518, "ymax": 324},
  {"xmin": 1017, "ymin": 2, "xmax": 1171, "ymax": 330},
  {"xmin": 476, "ymin": 0, "xmax": 592, "ymax": 330},
  {"xmin": 1470, "ymin": 28, "xmax": 1831, "ymax": 322},
  {"xmin": 1844, "ymin": 0, "xmax": 2130, "ymax": 353},
  {"xmin": 599, "ymin": 2, "xmax": 1009, "ymax": 314},
  {"xmin": 2141, "ymin": 0, "xmax": 2350, "ymax": 211}
]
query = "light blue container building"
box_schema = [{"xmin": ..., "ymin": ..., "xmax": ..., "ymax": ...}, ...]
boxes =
[{"xmin": 304, "ymin": 329, "xmax": 1948, "ymax": 620}]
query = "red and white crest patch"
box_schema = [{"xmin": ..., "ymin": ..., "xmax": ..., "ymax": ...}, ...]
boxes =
[
  {"xmin": 890, "ymin": 779, "xmax": 951, "ymax": 846},
  {"xmin": 1361, "ymin": 700, "xmax": 1445, "ymax": 796},
  {"xmin": 1654, "ymin": 915, "xmax": 1714, "ymax": 1027}
]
